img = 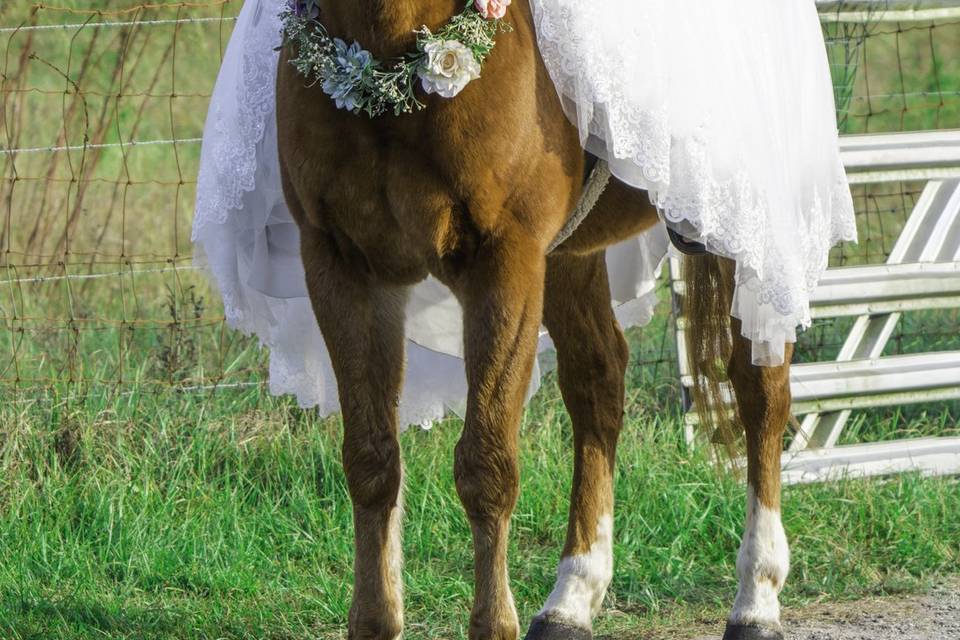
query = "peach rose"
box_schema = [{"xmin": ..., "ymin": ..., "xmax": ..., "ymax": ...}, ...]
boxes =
[{"xmin": 474, "ymin": 0, "xmax": 511, "ymax": 20}]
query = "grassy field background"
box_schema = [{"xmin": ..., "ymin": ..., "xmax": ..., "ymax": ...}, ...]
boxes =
[
  {"xmin": 2, "ymin": 373, "xmax": 958, "ymax": 640},
  {"xmin": 1, "ymin": 2, "xmax": 959, "ymax": 639}
]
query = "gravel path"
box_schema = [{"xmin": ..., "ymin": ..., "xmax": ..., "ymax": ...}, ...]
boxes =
[
  {"xmin": 783, "ymin": 581, "xmax": 960, "ymax": 640},
  {"xmin": 648, "ymin": 579, "xmax": 960, "ymax": 640}
]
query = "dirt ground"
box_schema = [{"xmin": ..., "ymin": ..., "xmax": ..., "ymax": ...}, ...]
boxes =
[
  {"xmin": 634, "ymin": 579, "xmax": 960, "ymax": 640},
  {"xmin": 779, "ymin": 581, "xmax": 960, "ymax": 640}
]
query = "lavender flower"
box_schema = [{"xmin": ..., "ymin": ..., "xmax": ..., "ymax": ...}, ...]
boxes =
[{"xmin": 287, "ymin": 0, "xmax": 320, "ymax": 20}]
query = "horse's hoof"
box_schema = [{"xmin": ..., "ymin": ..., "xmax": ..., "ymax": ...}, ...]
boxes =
[
  {"xmin": 721, "ymin": 622, "xmax": 784, "ymax": 640},
  {"xmin": 524, "ymin": 617, "xmax": 592, "ymax": 640}
]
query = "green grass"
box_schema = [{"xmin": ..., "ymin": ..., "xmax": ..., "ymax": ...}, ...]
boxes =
[
  {"xmin": 1, "ymin": 4, "xmax": 959, "ymax": 639},
  {"xmin": 0, "ymin": 368, "xmax": 958, "ymax": 640}
]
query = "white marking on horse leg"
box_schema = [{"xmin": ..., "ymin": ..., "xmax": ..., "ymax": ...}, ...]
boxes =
[
  {"xmin": 729, "ymin": 486, "xmax": 790, "ymax": 629},
  {"xmin": 385, "ymin": 479, "xmax": 405, "ymax": 635},
  {"xmin": 537, "ymin": 514, "xmax": 613, "ymax": 630}
]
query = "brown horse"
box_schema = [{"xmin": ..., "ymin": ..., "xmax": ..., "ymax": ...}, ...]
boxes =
[{"xmin": 276, "ymin": 2, "xmax": 793, "ymax": 639}]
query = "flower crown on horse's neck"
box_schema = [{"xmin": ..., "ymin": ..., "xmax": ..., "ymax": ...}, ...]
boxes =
[{"xmin": 282, "ymin": 0, "xmax": 512, "ymax": 118}]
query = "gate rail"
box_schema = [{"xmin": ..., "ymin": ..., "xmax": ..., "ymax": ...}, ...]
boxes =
[{"xmin": 673, "ymin": 2, "xmax": 960, "ymax": 483}]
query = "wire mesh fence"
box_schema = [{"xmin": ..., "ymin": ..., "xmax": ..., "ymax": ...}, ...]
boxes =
[
  {"xmin": 819, "ymin": 1, "xmax": 960, "ymax": 367},
  {"xmin": 1, "ymin": 1, "xmax": 247, "ymax": 404},
  {"xmin": 1, "ymin": 2, "xmax": 958, "ymax": 428}
]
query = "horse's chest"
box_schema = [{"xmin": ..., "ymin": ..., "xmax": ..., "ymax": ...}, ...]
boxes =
[{"xmin": 301, "ymin": 131, "xmax": 465, "ymax": 282}]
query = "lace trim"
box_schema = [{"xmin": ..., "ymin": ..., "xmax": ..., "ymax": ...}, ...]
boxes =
[
  {"xmin": 531, "ymin": 0, "xmax": 857, "ymax": 362},
  {"xmin": 193, "ymin": 1, "xmax": 281, "ymax": 236}
]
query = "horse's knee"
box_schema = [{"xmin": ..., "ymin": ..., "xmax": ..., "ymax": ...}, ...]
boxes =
[
  {"xmin": 602, "ymin": 322, "xmax": 629, "ymax": 404},
  {"xmin": 343, "ymin": 433, "xmax": 402, "ymax": 510},
  {"xmin": 557, "ymin": 319, "xmax": 627, "ymax": 439},
  {"xmin": 454, "ymin": 436, "xmax": 519, "ymax": 521},
  {"xmin": 576, "ymin": 321, "xmax": 628, "ymax": 387}
]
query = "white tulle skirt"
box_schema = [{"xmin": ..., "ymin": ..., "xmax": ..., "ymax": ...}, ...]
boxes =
[
  {"xmin": 193, "ymin": 0, "xmax": 853, "ymax": 425},
  {"xmin": 531, "ymin": 0, "xmax": 856, "ymax": 364}
]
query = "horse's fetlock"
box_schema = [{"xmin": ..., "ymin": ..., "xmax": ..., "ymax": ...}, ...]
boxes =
[
  {"xmin": 469, "ymin": 613, "xmax": 521, "ymax": 640},
  {"xmin": 730, "ymin": 489, "xmax": 789, "ymax": 630},
  {"xmin": 348, "ymin": 612, "xmax": 403, "ymax": 640}
]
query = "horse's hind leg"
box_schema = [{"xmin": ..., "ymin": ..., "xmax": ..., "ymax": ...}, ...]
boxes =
[
  {"xmin": 451, "ymin": 235, "xmax": 546, "ymax": 640},
  {"xmin": 526, "ymin": 251, "xmax": 628, "ymax": 640},
  {"xmin": 723, "ymin": 324, "xmax": 793, "ymax": 640},
  {"xmin": 300, "ymin": 229, "xmax": 407, "ymax": 640}
]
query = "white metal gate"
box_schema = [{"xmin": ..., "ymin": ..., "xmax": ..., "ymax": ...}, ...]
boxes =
[{"xmin": 673, "ymin": 2, "xmax": 960, "ymax": 483}]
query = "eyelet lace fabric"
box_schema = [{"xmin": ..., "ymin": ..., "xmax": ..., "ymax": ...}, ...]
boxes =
[
  {"xmin": 531, "ymin": 0, "xmax": 857, "ymax": 365},
  {"xmin": 192, "ymin": 0, "xmax": 668, "ymax": 426}
]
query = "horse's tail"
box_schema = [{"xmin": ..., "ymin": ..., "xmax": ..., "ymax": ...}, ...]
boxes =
[{"xmin": 681, "ymin": 254, "xmax": 740, "ymax": 446}]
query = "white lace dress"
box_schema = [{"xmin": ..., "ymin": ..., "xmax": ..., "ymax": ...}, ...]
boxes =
[
  {"xmin": 193, "ymin": 0, "xmax": 853, "ymax": 425},
  {"xmin": 532, "ymin": 0, "xmax": 857, "ymax": 365}
]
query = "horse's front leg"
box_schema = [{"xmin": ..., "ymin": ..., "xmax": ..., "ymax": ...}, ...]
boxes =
[
  {"xmin": 724, "ymin": 323, "xmax": 793, "ymax": 640},
  {"xmin": 452, "ymin": 235, "xmax": 546, "ymax": 640},
  {"xmin": 525, "ymin": 251, "xmax": 628, "ymax": 640},
  {"xmin": 301, "ymin": 229, "xmax": 408, "ymax": 640}
]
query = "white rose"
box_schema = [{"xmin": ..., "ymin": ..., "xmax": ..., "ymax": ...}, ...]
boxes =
[{"xmin": 417, "ymin": 40, "xmax": 481, "ymax": 99}]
